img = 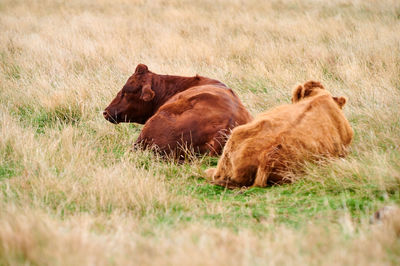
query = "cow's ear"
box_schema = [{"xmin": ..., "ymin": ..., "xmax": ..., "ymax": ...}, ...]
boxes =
[
  {"xmin": 140, "ymin": 84, "xmax": 155, "ymax": 101},
  {"xmin": 292, "ymin": 85, "xmax": 305, "ymax": 103},
  {"xmin": 135, "ymin": 64, "xmax": 149, "ymax": 74},
  {"xmin": 333, "ymin": 96, "xmax": 346, "ymax": 109}
]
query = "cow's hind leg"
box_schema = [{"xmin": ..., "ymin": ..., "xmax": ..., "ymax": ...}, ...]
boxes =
[
  {"xmin": 252, "ymin": 165, "xmax": 271, "ymax": 188},
  {"xmin": 252, "ymin": 145, "xmax": 283, "ymax": 188}
]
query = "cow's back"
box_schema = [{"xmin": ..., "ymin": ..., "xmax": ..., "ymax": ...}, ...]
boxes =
[
  {"xmin": 239, "ymin": 94, "xmax": 352, "ymax": 158},
  {"xmin": 136, "ymin": 85, "xmax": 252, "ymax": 156},
  {"xmin": 274, "ymin": 94, "xmax": 353, "ymax": 157},
  {"xmin": 162, "ymin": 85, "xmax": 252, "ymax": 123}
]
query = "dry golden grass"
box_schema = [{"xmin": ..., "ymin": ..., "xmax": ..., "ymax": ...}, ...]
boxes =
[{"xmin": 1, "ymin": 0, "xmax": 400, "ymax": 265}]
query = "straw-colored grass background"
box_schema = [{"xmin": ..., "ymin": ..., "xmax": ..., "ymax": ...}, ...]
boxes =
[{"xmin": 1, "ymin": 0, "xmax": 399, "ymax": 265}]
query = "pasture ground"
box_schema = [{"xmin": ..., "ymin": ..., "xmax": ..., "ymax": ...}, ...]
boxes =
[{"xmin": 1, "ymin": 0, "xmax": 400, "ymax": 265}]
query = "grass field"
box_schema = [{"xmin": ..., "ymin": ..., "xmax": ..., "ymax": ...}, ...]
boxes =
[{"xmin": 1, "ymin": 0, "xmax": 400, "ymax": 265}]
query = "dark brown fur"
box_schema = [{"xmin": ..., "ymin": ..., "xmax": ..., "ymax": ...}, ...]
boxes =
[{"xmin": 104, "ymin": 64, "xmax": 252, "ymax": 157}]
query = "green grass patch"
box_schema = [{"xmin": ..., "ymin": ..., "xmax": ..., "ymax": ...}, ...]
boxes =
[
  {"xmin": 0, "ymin": 161, "xmax": 21, "ymax": 180},
  {"xmin": 0, "ymin": 139, "xmax": 23, "ymax": 181},
  {"xmin": 12, "ymin": 105, "xmax": 82, "ymax": 134},
  {"xmin": 175, "ymin": 160, "xmax": 400, "ymax": 230}
]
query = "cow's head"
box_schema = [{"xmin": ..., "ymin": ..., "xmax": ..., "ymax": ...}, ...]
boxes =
[
  {"xmin": 291, "ymin": 80, "xmax": 346, "ymax": 109},
  {"xmin": 103, "ymin": 64, "xmax": 156, "ymax": 124}
]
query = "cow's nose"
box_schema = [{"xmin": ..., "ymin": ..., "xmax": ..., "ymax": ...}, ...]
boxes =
[{"xmin": 103, "ymin": 111, "xmax": 108, "ymax": 118}]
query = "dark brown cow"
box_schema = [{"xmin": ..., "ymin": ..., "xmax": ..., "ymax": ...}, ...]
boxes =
[{"xmin": 104, "ymin": 64, "xmax": 252, "ymax": 157}]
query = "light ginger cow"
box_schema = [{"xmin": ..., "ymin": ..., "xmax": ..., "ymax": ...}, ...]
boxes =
[{"xmin": 205, "ymin": 81, "xmax": 353, "ymax": 188}]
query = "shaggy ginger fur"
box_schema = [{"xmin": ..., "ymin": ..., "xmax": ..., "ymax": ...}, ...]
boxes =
[{"xmin": 205, "ymin": 81, "xmax": 354, "ymax": 189}]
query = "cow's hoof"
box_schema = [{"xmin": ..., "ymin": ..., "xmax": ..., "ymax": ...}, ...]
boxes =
[{"xmin": 205, "ymin": 168, "xmax": 217, "ymax": 180}]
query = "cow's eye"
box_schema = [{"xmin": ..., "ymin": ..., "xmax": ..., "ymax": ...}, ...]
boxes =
[
  {"xmin": 122, "ymin": 86, "xmax": 139, "ymax": 94},
  {"xmin": 123, "ymin": 90, "xmax": 135, "ymax": 95},
  {"xmin": 127, "ymin": 88, "xmax": 140, "ymax": 94}
]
